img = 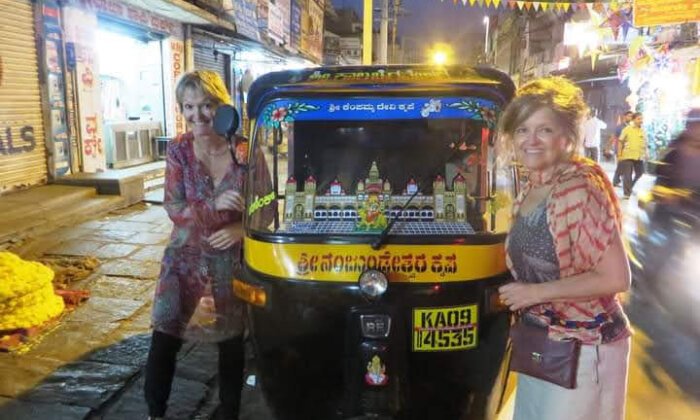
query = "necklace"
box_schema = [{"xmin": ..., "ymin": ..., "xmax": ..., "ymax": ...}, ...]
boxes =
[{"xmin": 196, "ymin": 142, "xmax": 230, "ymax": 157}]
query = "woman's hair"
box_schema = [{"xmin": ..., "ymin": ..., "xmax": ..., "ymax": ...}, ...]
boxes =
[
  {"xmin": 175, "ymin": 70, "xmax": 232, "ymax": 111},
  {"xmin": 497, "ymin": 76, "xmax": 589, "ymax": 159}
]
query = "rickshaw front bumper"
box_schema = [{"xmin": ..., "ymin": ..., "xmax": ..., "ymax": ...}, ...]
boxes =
[{"xmin": 237, "ymin": 265, "xmax": 511, "ymax": 419}]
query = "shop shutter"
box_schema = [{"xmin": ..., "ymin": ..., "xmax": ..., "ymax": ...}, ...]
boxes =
[
  {"xmin": 193, "ymin": 40, "xmax": 231, "ymax": 92},
  {"xmin": 0, "ymin": 0, "xmax": 48, "ymax": 194}
]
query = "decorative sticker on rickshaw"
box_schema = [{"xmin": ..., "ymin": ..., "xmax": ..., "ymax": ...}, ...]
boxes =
[
  {"xmin": 447, "ymin": 100, "xmax": 499, "ymax": 129},
  {"xmin": 248, "ymin": 191, "xmax": 276, "ymax": 216},
  {"xmin": 262, "ymin": 101, "xmax": 320, "ymax": 128},
  {"xmin": 365, "ymin": 355, "xmax": 388, "ymax": 386},
  {"xmin": 412, "ymin": 304, "xmax": 478, "ymax": 352},
  {"xmin": 296, "ymin": 250, "xmax": 457, "ymax": 277},
  {"xmin": 260, "ymin": 97, "xmax": 499, "ymax": 128},
  {"xmin": 245, "ymin": 239, "xmax": 508, "ymax": 283},
  {"xmin": 305, "ymin": 67, "xmax": 452, "ymax": 82}
]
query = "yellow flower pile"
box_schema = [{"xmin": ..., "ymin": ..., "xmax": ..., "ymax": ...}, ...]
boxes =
[{"xmin": 0, "ymin": 252, "xmax": 65, "ymax": 331}]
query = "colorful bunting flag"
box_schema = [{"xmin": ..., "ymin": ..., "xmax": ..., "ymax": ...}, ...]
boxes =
[{"xmin": 440, "ymin": 1, "xmax": 619, "ymax": 9}]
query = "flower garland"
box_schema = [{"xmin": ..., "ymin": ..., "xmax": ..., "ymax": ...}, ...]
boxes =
[{"xmin": 0, "ymin": 252, "xmax": 65, "ymax": 331}]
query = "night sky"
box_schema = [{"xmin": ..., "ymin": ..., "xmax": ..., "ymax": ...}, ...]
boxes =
[{"xmin": 331, "ymin": 0, "xmax": 490, "ymax": 60}]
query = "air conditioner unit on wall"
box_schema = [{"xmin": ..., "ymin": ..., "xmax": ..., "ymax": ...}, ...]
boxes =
[{"xmin": 103, "ymin": 121, "xmax": 162, "ymax": 169}]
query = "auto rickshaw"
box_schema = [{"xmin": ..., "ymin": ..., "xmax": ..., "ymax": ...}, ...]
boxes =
[{"xmin": 232, "ymin": 65, "xmax": 518, "ymax": 420}]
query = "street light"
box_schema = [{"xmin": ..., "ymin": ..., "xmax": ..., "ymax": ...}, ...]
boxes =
[
  {"xmin": 428, "ymin": 43, "xmax": 453, "ymax": 66},
  {"xmin": 432, "ymin": 51, "xmax": 447, "ymax": 66},
  {"xmin": 483, "ymin": 16, "xmax": 490, "ymax": 57}
]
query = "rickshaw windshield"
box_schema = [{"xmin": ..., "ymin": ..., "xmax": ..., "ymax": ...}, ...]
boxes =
[{"xmin": 247, "ymin": 96, "xmax": 515, "ymax": 240}]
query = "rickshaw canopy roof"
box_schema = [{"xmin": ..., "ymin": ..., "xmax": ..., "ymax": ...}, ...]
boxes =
[{"xmin": 246, "ymin": 65, "xmax": 516, "ymax": 120}]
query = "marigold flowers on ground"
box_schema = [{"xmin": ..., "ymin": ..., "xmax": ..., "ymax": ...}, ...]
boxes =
[{"xmin": 0, "ymin": 252, "xmax": 65, "ymax": 331}]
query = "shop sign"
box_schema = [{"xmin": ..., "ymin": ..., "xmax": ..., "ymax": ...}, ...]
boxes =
[
  {"xmin": 257, "ymin": 0, "xmax": 269, "ymax": 39},
  {"xmin": 64, "ymin": 6, "xmax": 106, "ymax": 172},
  {"xmin": 300, "ymin": 0, "xmax": 324, "ymax": 62},
  {"xmin": 64, "ymin": 0, "xmax": 181, "ymax": 37},
  {"xmin": 267, "ymin": 1, "xmax": 285, "ymax": 45},
  {"xmin": 42, "ymin": 0, "xmax": 71, "ymax": 176},
  {"xmin": 278, "ymin": 0, "xmax": 291, "ymax": 49},
  {"xmin": 633, "ymin": 0, "xmax": 700, "ymax": 27},
  {"xmin": 170, "ymin": 39, "xmax": 186, "ymax": 136},
  {"xmin": 289, "ymin": 0, "xmax": 302, "ymax": 52},
  {"xmin": 225, "ymin": 0, "xmax": 259, "ymax": 41}
]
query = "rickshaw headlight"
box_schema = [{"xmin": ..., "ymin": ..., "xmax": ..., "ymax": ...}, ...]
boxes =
[{"xmin": 358, "ymin": 270, "xmax": 388, "ymax": 298}]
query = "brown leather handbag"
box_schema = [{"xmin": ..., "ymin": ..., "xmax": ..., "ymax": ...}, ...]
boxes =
[{"xmin": 509, "ymin": 320, "xmax": 582, "ymax": 389}]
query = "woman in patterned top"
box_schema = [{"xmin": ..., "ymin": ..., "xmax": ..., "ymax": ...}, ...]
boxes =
[
  {"xmin": 497, "ymin": 77, "xmax": 632, "ymax": 420},
  {"xmin": 144, "ymin": 70, "xmax": 272, "ymax": 420}
]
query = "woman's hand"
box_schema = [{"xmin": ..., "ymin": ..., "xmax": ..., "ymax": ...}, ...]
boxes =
[
  {"xmin": 498, "ymin": 282, "xmax": 544, "ymax": 311},
  {"xmin": 207, "ymin": 223, "xmax": 243, "ymax": 250},
  {"xmin": 215, "ymin": 190, "xmax": 244, "ymax": 212}
]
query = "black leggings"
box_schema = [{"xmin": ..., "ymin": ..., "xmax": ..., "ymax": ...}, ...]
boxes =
[{"xmin": 144, "ymin": 330, "xmax": 245, "ymax": 418}]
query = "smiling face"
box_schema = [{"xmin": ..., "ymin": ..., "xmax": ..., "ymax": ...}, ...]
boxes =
[
  {"xmin": 513, "ymin": 107, "xmax": 570, "ymax": 172},
  {"xmin": 181, "ymin": 87, "xmax": 218, "ymax": 139}
]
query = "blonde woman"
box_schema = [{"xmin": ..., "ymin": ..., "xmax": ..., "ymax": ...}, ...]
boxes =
[
  {"xmin": 497, "ymin": 77, "xmax": 632, "ymax": 420},
  {"xmin": 144, "ymin": 70, "xmax": 271, "ymax": 420}
]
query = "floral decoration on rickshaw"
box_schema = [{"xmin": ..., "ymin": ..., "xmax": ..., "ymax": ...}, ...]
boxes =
[
  {"xmin": 262, "ymin": 102, "xmax": 320, "ymax": 128},
  {"xmin": 447, "ymin": 99, "xmax": 499, "ymax": 129}
]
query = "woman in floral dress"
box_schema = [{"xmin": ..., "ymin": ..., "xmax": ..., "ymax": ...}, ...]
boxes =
[{"xmin": 144, "ymin": 70, "xmax": 272, "ymax": 420}]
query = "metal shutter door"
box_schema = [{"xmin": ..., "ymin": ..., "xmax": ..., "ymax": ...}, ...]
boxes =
[
  {"xmin": 193, "ymin": 38, "xmax": 230, "ymax": 91},
  {"xmin": 0, "ymin": 0, "xmax": 48, "ymax": 194}
]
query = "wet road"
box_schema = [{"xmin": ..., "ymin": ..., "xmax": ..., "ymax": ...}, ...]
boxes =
[{"xmin": 623, "ymin": 292, "xmax": 700, "ymax": 419}]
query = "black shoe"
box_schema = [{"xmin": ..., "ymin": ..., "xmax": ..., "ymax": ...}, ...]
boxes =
[{"xmin": 613, "ymin": 182, "xmax": 620, "ymax": 187}]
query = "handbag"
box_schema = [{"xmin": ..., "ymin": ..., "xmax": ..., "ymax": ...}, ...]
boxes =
[{"xmin": 509, "ymin": 318, "xmax": 582, "ymax": 389}]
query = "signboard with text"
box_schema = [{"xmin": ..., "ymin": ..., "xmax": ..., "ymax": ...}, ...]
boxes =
[
  {"xmin": 225, "ymin": 0, "xmax": 259, "ymax": 41},
  {"xmin": 300, "ymin": 0, "xmax": 323, "ymax": 62},
  {"xmin": 42, "ymin": 0, "xmax": 71, "ymax": 176},
  {"xmin": 267, "ymin": 1, "xmax": 284, "ymax": 44},
  {"xmin": 64, "ymin": 6, "xmax": 106, "ymax": 172},
  {"xmin": 290, "ymin": 0, "xmax": 301, "ymax": 52},
  {"xmin": 64, "ymin": 0, "xmax": 182, "ymax": 37},
  {"xmin": 634, "ymin": 0, "xmax": 700, "ymax": 27}
]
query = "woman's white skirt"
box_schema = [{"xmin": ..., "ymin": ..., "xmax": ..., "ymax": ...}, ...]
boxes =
[{"xmin": 514, "ymin": 336, "xmax": 631, "ymax": 420}]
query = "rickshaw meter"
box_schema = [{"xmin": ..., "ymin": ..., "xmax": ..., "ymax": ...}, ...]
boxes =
[{"xmin": 358, "ymin": 270, "xmax": 388, "ymax": 298}]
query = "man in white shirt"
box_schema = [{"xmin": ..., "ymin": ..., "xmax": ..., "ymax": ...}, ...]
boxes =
[{"xmin": 582, "ymin": 109, "xmax": 608, "ymax": 162}]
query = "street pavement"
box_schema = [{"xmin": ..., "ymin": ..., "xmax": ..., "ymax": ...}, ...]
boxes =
[
  {"xmin": 0, "ymin": 159, "xmax": 698, "ymax": 419},
  {"xmin": 0, "ymin": 204, "xmax": 272, "ymax": 420}
]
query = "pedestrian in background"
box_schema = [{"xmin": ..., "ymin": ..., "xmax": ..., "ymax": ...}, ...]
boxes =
[
  {"xmin": 582, "ymin": 108, "xmax": 607, "ymax": 162},
  {"xmin": 497, "ymin": 76, "xmax": 632, "ymax": 420},
  {"xmin": 144, "ymin": 70, "xmax": 272, "ymax": 420},
  {"xmin": 618, "ymin": 112, "xmax": 647, "ymax": 197},
  {"xmin": 610, "ymin": 111, "xmax": 634, "ymax": 187}
]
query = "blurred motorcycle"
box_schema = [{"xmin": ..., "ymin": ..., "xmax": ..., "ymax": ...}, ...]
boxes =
[{"xmin": 626, "ymin": 184, "xmax": 700, "ymax": 336}]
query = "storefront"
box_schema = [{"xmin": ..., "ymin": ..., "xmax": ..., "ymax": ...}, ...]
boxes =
[
  {"xmin": 61, "ymin": 0, "xmax": 185, "ymax": 171},
  {"xmin": 0, "ymin": 0, "xmax": 49, "ymax": 193},
  {"xmin": 193, "ymin": 31, "xmax": 232, "ymax": 93}
]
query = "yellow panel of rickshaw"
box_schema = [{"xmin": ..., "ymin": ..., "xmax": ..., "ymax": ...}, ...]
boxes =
[
  {"xmin": 412, "ymin": 304, "xmax": 479, "ymax": 352},
  {"xmin": 244, "ymin": 238, "xmax": 507, "ymax": 282}
]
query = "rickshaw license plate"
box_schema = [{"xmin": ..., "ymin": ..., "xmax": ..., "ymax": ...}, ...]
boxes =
[{"xmin": 412, "ymin": 304, "xmax": 478, "ymax": 352}]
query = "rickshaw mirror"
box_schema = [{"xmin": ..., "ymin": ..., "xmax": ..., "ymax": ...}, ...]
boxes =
[{"xmin": 214, "ymin": 104, "xmax": 240, "ymax": 137}]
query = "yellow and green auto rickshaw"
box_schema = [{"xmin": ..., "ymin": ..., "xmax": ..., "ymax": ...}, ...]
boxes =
[{"xmin": 233, "ymin": 65, "xmax": 518, "ymax": 420}]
